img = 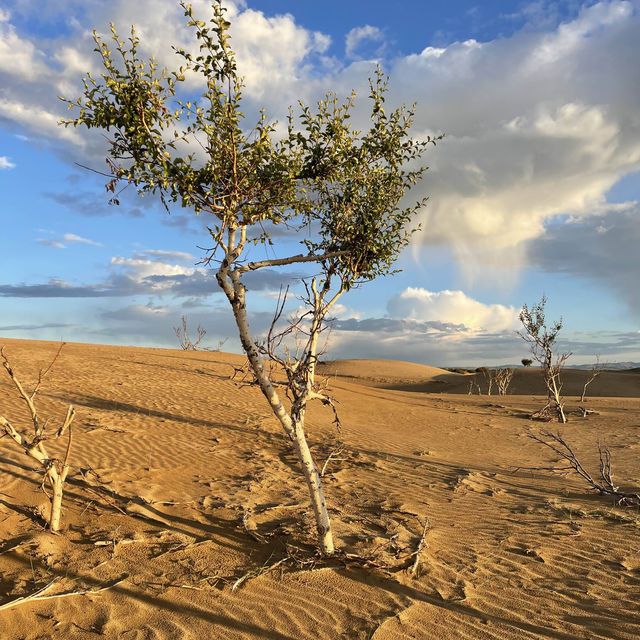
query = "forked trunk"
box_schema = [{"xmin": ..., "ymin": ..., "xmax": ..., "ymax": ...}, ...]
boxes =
[{"xmin": 220, "ymin": 264, "xmax": 335, "ymax": 555}]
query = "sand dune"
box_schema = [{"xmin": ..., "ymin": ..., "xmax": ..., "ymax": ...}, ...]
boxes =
[
  {"xmin": 320, "ymin": 358, "xmax": 640, "ymax": 398},
  {"xmin": 1, "ymin": 339, "xmax": 639, "ymax": 639}
]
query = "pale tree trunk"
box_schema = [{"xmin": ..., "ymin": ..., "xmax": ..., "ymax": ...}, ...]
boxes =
[
  {"xmin": 548, "ymin": 373, "xmax": 567, "ymax": 423},
  {"xmin": 216, "ymin": 235, "xmax": 335, "ymax": 555},
  {"xmin": 49, "ymin": 474, "xmax": 64, "ymax": 533},
  {"xmin": 292, "ymin": 418, "xmax": 334, "ymax": 554}
]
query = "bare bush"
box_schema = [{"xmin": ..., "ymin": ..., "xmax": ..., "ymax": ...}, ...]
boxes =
[
  {"xmin": 495, "ymin": 368, "xmax": 514, "ymax": 395},
  {"xmin": 518, "ymin": 296, "xmax": 571, "ymax": 423},
  {"xmin": 580, "ymin": 356, "xmax": 605, "ymax": 403},
  {"xmin": 523, "ymin": 430, "xmax": 640, "ymax": 506},
  {"xmin": 479, "ymin": 367, "xmax": 493, "ymax": 395},
  {"xmin": 174, "ymin": 316, "xmax": 206, "ymax": 350},
  {"xmin": 0, "ymin": 345, "xmax": 75, "ymax": 532}
]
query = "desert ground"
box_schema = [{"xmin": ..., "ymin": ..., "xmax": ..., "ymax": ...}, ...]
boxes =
[{"xmin": 1, "ymin": 338, "xmax": 639, "ymax": 639}]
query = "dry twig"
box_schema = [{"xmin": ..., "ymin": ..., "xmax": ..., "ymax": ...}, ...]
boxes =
[
  {"xmin": 0, "ymin": 576, "xmax": 127, "ymax": 612},
  {"xmin": 409, "ymin": 517, "xmax": 431, "ymax": 577}
]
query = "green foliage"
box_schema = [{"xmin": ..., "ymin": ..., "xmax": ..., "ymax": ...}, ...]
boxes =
[
  {"xmin": 521, "ymin": 358, "xmax": 533, "ymax": 367},
  {"xmin": 518, "ymin": 295, "xmax": 564, "ymax": 367},
  {"xmin": 60, "ymin": 0, "xmax": 440, "ymax": 288}
]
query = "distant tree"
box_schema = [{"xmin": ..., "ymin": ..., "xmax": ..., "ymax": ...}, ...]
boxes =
[
  {"xmin": 61, "ymin": 1, "xmax": 440, "ymax": 555},
  {"xmin": 174, "ymin": 315, "xmax": 206, "ymax": 350},
  {"xmin": 479, "ymin": 366, "xmax": 493, "ymax": 395},
  {"xmin": 518, "ymin": 296, "xmax": 571, "ymax": 423},
  {"xmin": 521, "ymin": 358, "xmax": 533, "ymax": 368},
  {"xmin": 0, "ymin": 345, "xmax": 75, "ymax": 532},
  {"xmin": 495, "ymin": 368, "xmax": 514, "ymax": 395},
  {"xmin": 580, "ymin": 356, "xmax": 605, "ymax": 403}
]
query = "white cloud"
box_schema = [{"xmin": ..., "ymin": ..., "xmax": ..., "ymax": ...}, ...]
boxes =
[
  {"xmin": 345, "ymin": 25, "xmax": 383, "ymax": 59},
  {"xmin": 1, "ymin": 0, "xmax": 639, "ymax": 290},
  {"xmin": 141, "ymin": 249, "xmax": 194, "ymax": 262},
  {"xmin": 0, "ymin": 156, "xmax": 15, "ymax": 169},
  {"xmin": 388, "ymin": 288, "xmax": 519, "ymax": 332},
  {"xmin": 36, "ymin": 231, "xmax": 102, "ymax": 248},
  {"xmin": 62, "ymin": 233, "xmax": 101, "ymax": 246},
  {"xmin": 393, "ymin": 1, "xmax": 640, "ymax": 268},
  {"xmin": 36, "ymin": 239, "xmax": 66, "ymax": 248},
  {"xmin": 110, "ymin": 255, "xmax": 196, "ymax": 283},
  {"xmin": 0, "ymin": 9, "xmax": 48, "ymax": 81}
]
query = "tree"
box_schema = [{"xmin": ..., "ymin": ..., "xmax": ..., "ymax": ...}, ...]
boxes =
[
  {"xmin": 174, "ymin": 315, "xmax": 206, "ymax": 350},
  {"xmin": 495, "ymin": 368, "xmax": 514, "ymax": 395},
  {"xmin": 521, "ymin": 358, "xmax": 533, "ymax": 368},
  {"xmin": 478, "ymin": 367, "xmax": 493, "ymax": 395},
  {"xmin": 61, "ymin": 2, "xmax": 440, "ymax": 555},
  {"xmin": 518, "ymin": 296, "xmax": 571, "ymax": 423},
  {"xmin": 0, "ymin": 345, "xmax": 75, "ymax": 532},
  {"xmin": 580, "ymin": 356, "xmax": 605, "ymax": 403}
]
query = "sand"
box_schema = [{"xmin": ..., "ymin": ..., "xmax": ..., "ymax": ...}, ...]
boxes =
[{"xmin": 1, "ymin": 338, "xmax": 639, "ymax": 639}]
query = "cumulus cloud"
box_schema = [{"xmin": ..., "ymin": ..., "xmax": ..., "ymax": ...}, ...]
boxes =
[
  {"xmin": 394, "ymin": 1, "xmax": 640, "ymax": 266},
  {"xmin": 1, "ymin": 0, "xmax": 639, "ymax": 288},
  {"xmin": 0, "ymin": 8, "xmax": 49, "ymax": 81},
  {"xmin": 345, "ymin": 25, "xmax": 384, "ymax": 59},
  {"xmin": 0, "ymin": 155, "xmax": 15, "ymax": 169},
  {"xmin": 324, "ymin": 310, "xmax": 640, "ymax": 367},
  {"xmin": 387, "ymin": 288, "xmax": 519, "ymax": 332}
]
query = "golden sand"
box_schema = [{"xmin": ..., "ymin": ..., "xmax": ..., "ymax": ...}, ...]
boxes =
[{"xmin": 1, "ymin": 338, "xmax": 639, "ymax": 639}]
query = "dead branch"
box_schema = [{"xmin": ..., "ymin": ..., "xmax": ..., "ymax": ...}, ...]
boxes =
[
  {"xmin": 522, "ymin": 430, "xmax": 640, "ymax": 506},
  {"xmin": 409, "ymin": 517, "xmax": 431, "ymax": 577},
  {"xmin": 320, "ymin": 445, "xmax": 346, "ymax": 477},
  {"xmin": 231, "ymin": 554, "xmax": 291, "ymax": 592},
  {"xmin": 0, "ymin": 575, "xmax": 127, "ymax": 611},
  {"xmin": 241, "ymin": 509, "xmax": 269, "ymax": 544},
  {"xmin": 495, "ymin": 368, "xmax": 514, "ymax": 396}
]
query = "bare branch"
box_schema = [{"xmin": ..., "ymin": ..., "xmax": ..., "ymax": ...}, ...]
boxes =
[
  {"xmin": 522, "ymin": 430, "xmax": 640, "ymax": 506},
  {"xmin": 174, "ymin": 316, "xmax": 207, "ymax": 351},
  {"xmin": 238, "ymin": 250, "xmax": 348, "ymax": 273},
  {"xmin": 409, "ymin": 516, "xmax": 431, "ymax": 577}
]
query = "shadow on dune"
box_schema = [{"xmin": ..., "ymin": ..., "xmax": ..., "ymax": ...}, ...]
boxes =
[
  {"xmin": 380, "ymin": 368, "xmax": 640, "ymax": 398},
  {"xmin": 45, "ymin": 391, "xmax": 286, "ymax": 444},
  {"xmin": 0, "ymin": 456, "xmax": 257, "ymax": 553},
  {"xmin": 342, "ymin": 567, "xmax": 640, "ymax": 640},
  {"xmin": 1, "ymin": 552, "xmax": 298, "ymax": 640}
]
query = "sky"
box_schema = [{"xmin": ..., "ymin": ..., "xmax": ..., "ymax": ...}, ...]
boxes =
[{"xmin": 1, "ymin": 0, "xmax": 639, "ymax": 366}]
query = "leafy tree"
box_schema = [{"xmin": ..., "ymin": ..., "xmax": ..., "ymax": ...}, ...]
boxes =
[
  {"xmin": 61, "ymin": 1, "xmax": 440, "ymax": 555},
  {"xmin": 521, "ymin": 358, "xmax": 533, "ymax": 368}
]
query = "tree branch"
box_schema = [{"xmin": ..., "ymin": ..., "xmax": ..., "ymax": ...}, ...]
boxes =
[{"xmin": 239, "ymin": 251, "xmax": 348, "ymax": 273}]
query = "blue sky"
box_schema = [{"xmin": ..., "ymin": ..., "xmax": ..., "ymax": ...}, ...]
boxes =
[{"xmin": 1, "ymin": 0, "xmax": 639, "ymax": 365}]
